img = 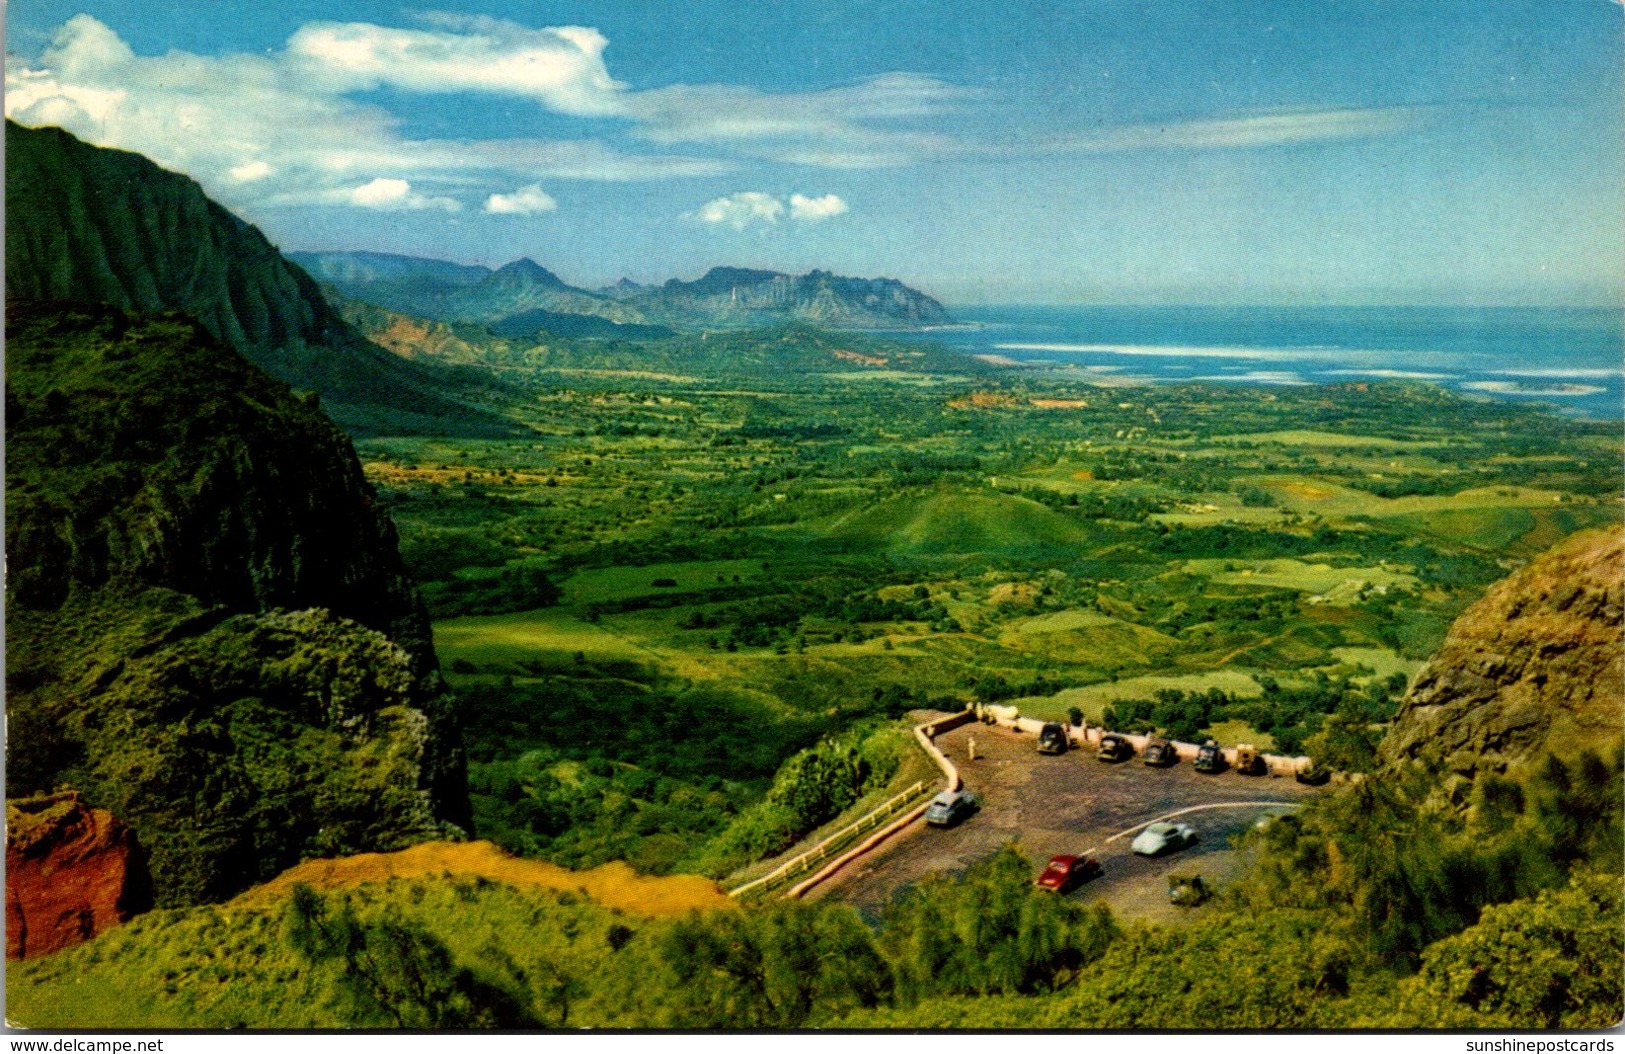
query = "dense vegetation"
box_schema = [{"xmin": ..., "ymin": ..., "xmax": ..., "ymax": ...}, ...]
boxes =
[
  {"xmin": 12, "ymin": 754, "xmax": 1620, "ymax": 1031},
  {"xmin": 342, "ymin": 319, "xmax": 1617, "ymax": 877},
  {"xmin": 5, "ymin": 303, "xmax": 469, "ymax": 904},
  {"xmin": 9, "ymin": 275, "xmax": 1621, "ymax": 1029}
]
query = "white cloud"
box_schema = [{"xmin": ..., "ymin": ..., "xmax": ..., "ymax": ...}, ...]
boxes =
[
  {"xmin": 626, "ymin": 74, "xmax": 972, "ymax": 166},
  {"xmin": 347, "ymin": 177, "xmax": 461, "ymax": 211},
  {"xmin": 691, "ymin": 191, "xmax": 850, "ymax": 229},
  {"xmin": 485, "ymin": 183, "xmax": 558, "ymax": 215},
  {"xmin": 1041, "ymin": 107, "xmax": 1425, "ymax": 154},
  {"xmin": 788, "ymin": 193, "xmax": 848, "ymax": 221},
  {"xmin": 2, "ymin": 14, "xmax": 723, "ymax": 217},
  {"xmin": 229, "ymin": 159, "xmax": 272, "ymax": 182},
  {"xmin": 693, "ymin": 191, "xmax": 785, "ymax": 229},
  {"xmin": 284, "ymin": 19, "xmax": 625, "ymax": 117}
]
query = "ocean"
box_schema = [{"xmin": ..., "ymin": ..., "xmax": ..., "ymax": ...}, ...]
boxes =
[{"xmin": 925, "ymin": 305, "xmax": 1624, "ymax": 421}]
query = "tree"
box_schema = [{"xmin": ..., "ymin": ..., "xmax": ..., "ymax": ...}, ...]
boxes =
[{"xmin": 1373, "ymin": 871, "xmax": 1624, "ymax": 1030}]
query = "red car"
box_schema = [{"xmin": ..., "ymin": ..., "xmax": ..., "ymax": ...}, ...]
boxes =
[{"xmin": 1035, "ymin": 854, "xmax": 1103, "ymax": 893}]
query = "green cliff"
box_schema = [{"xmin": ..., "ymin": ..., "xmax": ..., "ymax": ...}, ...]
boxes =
[
  {"xmin": 5, "ymin": 120, "xmax": 510, "ymax": 436},
  {"xmin": 6, "ymin": 302, "xmax": 472, "ymax": 906}
]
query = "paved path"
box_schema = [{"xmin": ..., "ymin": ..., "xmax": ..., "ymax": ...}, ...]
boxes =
[{"xmin": 807, "ymin": 720, "xmax": 1324, "ymax": 924}]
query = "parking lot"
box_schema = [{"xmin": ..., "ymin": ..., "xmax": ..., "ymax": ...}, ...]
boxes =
[{"xmin": 807, "ymin": 716, "xmax": 1325, "ymax": 923}]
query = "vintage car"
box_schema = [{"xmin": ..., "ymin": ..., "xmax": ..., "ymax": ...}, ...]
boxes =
[
  {"xmin": 1097, "ymin": 733, "xmax": 1133, "ymax": 762},
  {"xmin": 1194, "ymin": 739, "xmax": 1226, "ymax": 774},
  {"xmin": 924, "ymin": 790, "xmax": 979, "ymax": 827},
  {"xmin": 1035, "ymin": 854, "xmax": 1102, "ymax": 894},
  {"xmin": 1131, "ymin": 821, "xmax": 1198, "ymax": 856},
  {"xmin": 1233, "ymin": 744, "xmax": 1266, "ymax": 776},
  {"xmin": 1142, "ymin": 737, "xmax": 1178, "ymax": 767},
  {"xmin": 1168, "ymin": 874, "xmax": 1210, "ymax": 907},
  {"xmin": 1037, "ymin": 722, "xmax": 1069, "ymax": 755}
]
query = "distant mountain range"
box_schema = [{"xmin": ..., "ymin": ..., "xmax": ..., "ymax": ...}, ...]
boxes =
[
  {"xmin": 291, "ymin": 251, "xmax": 952, "ymax": 336},
  {"xmin": 5, "ymin": 120, "xmax": 513, "ymax": 436}
]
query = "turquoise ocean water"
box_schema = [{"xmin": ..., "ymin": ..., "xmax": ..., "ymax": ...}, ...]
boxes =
[{"xmin": 927, "ymin": 306, "xmax": 1623, "ymax": 421}]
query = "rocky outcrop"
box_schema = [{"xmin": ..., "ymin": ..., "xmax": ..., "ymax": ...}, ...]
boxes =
[
  {"xmin": 1380, "ymin": 529, "xmax": 1624, "ymax": 775},
  {"xmin": 7, "ymin": 793, "xmax": 153, "ymax": 959},
  {"xmin": 5, "ymin": 302, "xmax": 470, "ymax": 907}
]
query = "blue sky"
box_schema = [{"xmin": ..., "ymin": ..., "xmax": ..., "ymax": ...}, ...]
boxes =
[{"xmin": 6, "ymin": 0, "xmax": 1622, "ymax": 305}]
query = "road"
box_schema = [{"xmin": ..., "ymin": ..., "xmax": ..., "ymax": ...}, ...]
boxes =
[{"xmin": 806, "ymin": 718, "xmax": 1325, "ymax": 924}]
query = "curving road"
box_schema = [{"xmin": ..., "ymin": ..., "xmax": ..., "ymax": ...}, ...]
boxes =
[{"xmin": 806, "ymin": 718, "xmax": 1325, "ymax": 924}]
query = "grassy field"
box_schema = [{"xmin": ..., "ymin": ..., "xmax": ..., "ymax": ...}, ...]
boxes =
[{"xmin": 346, "ymin": 340, "xmax": 1620, "ymax": 880}]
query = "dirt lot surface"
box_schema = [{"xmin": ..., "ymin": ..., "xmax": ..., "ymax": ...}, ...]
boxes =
[{"xmin": 807, "ymin": 717, "xmax": 1326, "ymax": 924}]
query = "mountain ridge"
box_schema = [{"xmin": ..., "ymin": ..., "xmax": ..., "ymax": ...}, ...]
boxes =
[
  {"xmin": 5, "ymin": 120, "xmax": 511, "ymax": 437},
  {"xmin": 291, "ymin": 250, "xmax": 951, "ymax": 334}
]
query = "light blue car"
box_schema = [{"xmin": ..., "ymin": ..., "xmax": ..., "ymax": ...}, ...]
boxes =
[
  {"xmin": 1131, "ymin": 821, "xmax": 1198, "ymax": 856},
  {"xmin": 924, "ymin": 790, "xmax": 978, "ymax": 827}
]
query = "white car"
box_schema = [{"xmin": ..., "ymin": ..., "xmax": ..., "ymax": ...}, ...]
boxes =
[{"xmin": 1131, "ymin": 821, "xmax": 1198, "ymax": 856}]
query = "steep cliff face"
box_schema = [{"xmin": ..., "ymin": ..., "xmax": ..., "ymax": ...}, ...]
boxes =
[
  {"xmin": 5, "ymin": 120, "xmax": 510, "ymax": 436},
  {"xmin": 6, "ymin": 793, "xmax": 153, "ymax": 959},
  {"xmin": 6, "ymin": 302, "xmax": 470, "ymax": 906},
  {"xmin": 1380, "ymin": 528, "xmax": 1624, "ymax": 774}
]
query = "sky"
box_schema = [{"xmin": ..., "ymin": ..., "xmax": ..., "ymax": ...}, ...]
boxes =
[{"xmin": 5, "ymin": 0, "xmax": 1623, "ymax": 306}]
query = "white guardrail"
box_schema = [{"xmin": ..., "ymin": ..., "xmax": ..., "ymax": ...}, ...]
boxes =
[
  {"xmin": 729, "ymin": 706, "xmax": 1316, "ymax": 900},
  {"xmin": 729, "ymin": 710, "xmax": 974, "ymax": 900}
]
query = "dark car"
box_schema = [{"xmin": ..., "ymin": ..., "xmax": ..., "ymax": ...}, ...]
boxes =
[
  {"xmin": 1142, "ymin": 737, "xmax": 1177, "ymax": 767},
  {"xmin": 1194, "ymin": 740, "xmax": 1226, "ymax": 774},
  {"xmin": 1035, "ymin": 854, "xmax": 1102, "ymax": 894},
  {"xmin": 1233, "ymin": 744, "xmax": 1266, "ymax": 776},
  {"xmin": 1296, "ymin": 760, "xmax": 1331, "ymax": 785},
  {"xmin": 1097, "ymin": 733, "xmax": 1133, "ymax": 762},
  {"xmin": 1037, "ymin": 722, "xmax": 1069, "ymax": 755},
  {"xmin": 924, "ymin": 790, "xmax": 978, "ymax": 827}
]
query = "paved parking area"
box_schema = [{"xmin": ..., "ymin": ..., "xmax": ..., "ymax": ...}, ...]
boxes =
[{"xmin": 807, "ymin": 717, "xmax": 1325, "ymax": 923}]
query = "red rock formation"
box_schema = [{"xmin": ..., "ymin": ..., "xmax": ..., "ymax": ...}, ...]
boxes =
[{"xmin": 7, "ymin": 792, "xmax": 152, "ymax": 959}]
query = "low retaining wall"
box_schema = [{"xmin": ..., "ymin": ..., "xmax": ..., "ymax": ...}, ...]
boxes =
[
  {"xmin": 970, "ymin": 705, "xmax": 1313, "ymax": 777},
  {"xmin": 733, "ymin": 709, "xmax": 977, "ymax": 900},
  {"xmin": 784, "ymin": 709, "xmax": 977, "ymax": 898}
]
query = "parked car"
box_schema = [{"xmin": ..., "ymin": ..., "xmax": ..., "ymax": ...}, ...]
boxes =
[
  {"xmin": 1131, "ymin": 821, "xmax": 1198, "ymax": 856},
  {"xmin": 1037, "ymin": 722, "xmax": 1069, "ymax": 755},
  {"xmin": 1035, "ymin": 854, "xmax": 1102, "ymax": 893},
  {"xmin": 1142, "ymin": 737, "xmax": 1177, "ymax": 767},
  {"xmin": 1194, "ymin": 739, "xmax": 1226, "ymax": 773},
  {"xmin": 1168, "ymin": 874, "xmax": 1210, "ymax": 907},
  {"xmin": 1296, "ymin": 759, "xmax": 1331, "ymax": 785},
  {"xmin": 924, "ymin": 790, "xmax": 978, "ymax": 827},
  {"xmin": 1097, "ymin": 733, "xmax": 1133, "ymax": 762},
  {"xmin": 1233, "ymin": 744, "xmax": 1265, "ymax": 776}
]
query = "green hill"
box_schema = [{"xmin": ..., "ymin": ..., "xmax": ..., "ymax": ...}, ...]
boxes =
[{"xmin": 820, "ymin": 490, "xmax": 1093, "ymax": 563}]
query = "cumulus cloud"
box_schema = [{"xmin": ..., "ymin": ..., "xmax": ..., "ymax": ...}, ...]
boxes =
[
  {"xmin": 2, "ymin": 14, "xmax": 722, "ymax": 216},
  {"xmin": 693, "ymin": 191, "xmax": 785, "ymax": 229},
  {"xmin": 4, "ymin": 11, "xmax": 976, "ymax": 221},
  {"xmin": 485, "ymin": 183, "xmax": 558, "ymax": 215},
  {"xmin": 691, "ymin": 191, "xmax": 849, "ymax": 229},
  {"xmin": 788, "ymin": 193, "xmax": 848, "ymax": 221},
  {"xmin": 347, "ymin": 177, "xmax": 461, "ymax": 211}
]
